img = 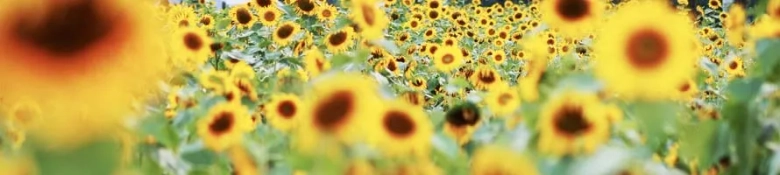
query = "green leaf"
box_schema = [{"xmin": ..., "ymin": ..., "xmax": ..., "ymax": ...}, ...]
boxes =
[
  {"xmin": 33, "ymin": 139, "xmax": 121, "ymax": 175},
  {"xmin": 140, "ymin": 114, "xmax": 180, "ymax": 149},
  {"xmin": 725, "ymin": 78, "xmax": 762, "ymax": 103},
  {"xmin": 180, "ymin": 144, "xmax": 218, "ymax": 166},
  {"xmin": 330, "ymin": 54, "xmax": 354, "ymax": 68},
  {"xmin": 751, "ymin": 39, "xmax": 780, "ymax": 82},
  {"xmin": 678, "ymin": 120, "xmax": 722, "ymax": 169},
  {"xmin": 628, "ymin": 102, "xmax": 681, "ymax": 151}
]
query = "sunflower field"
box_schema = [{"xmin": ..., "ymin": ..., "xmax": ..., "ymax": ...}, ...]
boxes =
[{"xmin": 1, "ymin": 0, "xmax": 780, "ymax": 174}]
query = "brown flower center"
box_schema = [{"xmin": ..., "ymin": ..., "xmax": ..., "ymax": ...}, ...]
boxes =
[
  {"xmin": 383, "ymin": 110, "xmax": 416, "ymax": 138},
  {"xmin": 255, "ymin": 0, "xmax": 273, "ymax": 7},
  {"xmin": 277, "ymin": 100, "xmax": 297, "ymax": 119},
  {"xmin": 297, "ymin": 0, "xmax": 316, "ymax": 12},
  {"xmin": 555, "ymin": 0, "xmax": 590, "ymax": 22},
  {"xmin": 553, "ymin": 105, "xmax": 591, "ymax": 137},
  {"xmin": 276, "ymin": 25, "xmax": 295, "ymax": 39},
  {"xmin": 329, "ymin": 31, "xmax": 348, "ymax": 46},
  {"xmin": 13, "ymin": 0, "xmax": 117, "ymax": 57},
  {"xmin": 236, "ymin": 8, "xmax": 253, "ymax": 24},
  {"xmin": 626, "ymin": 29, "xmax": 669, "ymax": 70},
  {"xmin": 442, "ymin": 54, "xmax": 455, "ymax": 64},
  {"xmin": 200, "ymin": 17, "xmax": 212, "ymax": 25},
  {"xmin": 263, "ymin": 11, "xmax": 276, "ymax": 22},
  {"xmin": 446, "ymin": 108, "xmax": 480, "ymax": 127},
  {"xmin": 184, "ymin": 32, "xmax": 204, "ymax": 51},
  {"xmin": 498, "ymin": 93, "xmax": 513, "ymax": 106},
  {"xmin": 209, "ymin": 112, "xmax": 235, "ymax": 136},
  {"xmin": 313, "ymin": 91, "xmax": 354, "ymax": 132},
  {"xmin": 729, "ymin": 61, "xmax": 738, "ymax": 70}
]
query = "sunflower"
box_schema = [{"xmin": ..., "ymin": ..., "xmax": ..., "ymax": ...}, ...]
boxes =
[
  {"xmin": 491, "ymin": 49, "xmax": 507, "ymax": 64},
  {"xmin": 198, "ymin": 102, "xmax": 254, "ymax": 152},
  {"xmin": 538, "ymin": 91, "xmax": 609, "ymax": 156},
  {"xmin": 470, "ymin": 66, "xmax": 502, "ymax": 91},
  {"xmin": 199, "ymin": 14, "xmax": 215, "ymax": 30},
  {"xmin": 433, "ymin": 46, "xmax": 464, "ymax": 73},
  {"xmin": 400, "ymin": 91, "xmax": 426, "ymax": 107},
  {"xmin": 724, "ymin": 57, "xmax": 746, "ymax": 79},
  {"xmin": 593, "ymin": 0, "xmax": 697, "ymax": 100},
  {"xmin": 266, "ymin": 93, "xmax": 305, "ymax": 132},
  {"xmin": 0, "ymin": 0, "xmax": 169, "ymax": 147},
  {"xmin": 252, "ymin": 0, "xmax": 277, "ymax": 8},
  {"xmin": 303, "ymin": 48, "xmax": 331, "ymax": 77},
  {"xmin": 318, "ymin": 4, "xmax": 338, "ymax": 22},
  {"xmin": 351, "ymin": 0, "xmax": 388, "ymax": 40},
  {"xmin": 230, "ymin": 5, "xmax": 257, "ymax": 30},
  {"xmin": 293, "ymin": 0, "xmax": 318, "ymax": 15},
  {"xmin": 297, "ymin": 73, "xmax": 383, "ymax": 150},
  {"xmin": 444, "ymin": 102, "xmax": 481, "ymax": 146},
  {"xmin": 471, "ymin": 145, "xmax": 540, "ymax": 175},
  {"xmin": 4, "ymin": 100, "xmax": 42, "ymax": 129},
  {"xmin": 405, "ymin": 19, "xmax": 423, "ymax": 31},
  {"xmin": 167, "ymin": 5, "xmax": 197, "ymax": 28},
  {"xmin": 409, "ymin": 77, "xmax": 428, "ymax": 91},
  {"xmin": 273, "ymin": 22, "xmax": 301, "ymax": 46},
  {"xmin": 424, "ymin": 28, "xmax": 438, "ymax": 40},
  {"xmin": 229, "ymin": 146, "xmax": 260, "ymax": 175},
  {"xmin": 540, "ymin": 0, "xmax": 604, "ymax": 38},
  {"xmin": 325, "ymin": 27, "xmax": 355, "ymax": 53},
  {"xmin": 770, "ymin": 0, "xmax": 780, "ymax": 19},
  {"xmin": 676, "ymin": 79, "xmax": 699, "ymax": 102},
  {"xmin": 708, "ymin": 0, "xmax": 721, "ymax": 9},
  {"xmin": 258, "ymin": 7, "xmax": 282, "ymax": 26},
  {"xmin": 172, "ymin": 27, "xmax": 213, "ymax": 66},
  {"xmin": 485, "ymin": 84, "xmax": 521, "ymax": 117},
  {"xmin": 368, "ymin": 99, "xmax": 433, "ymax": 158}
]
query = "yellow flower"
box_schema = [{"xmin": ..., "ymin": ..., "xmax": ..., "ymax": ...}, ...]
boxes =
[
  {"xmin": 228, "ymin": 146, "xmax": 261, "ymax": 175},
  {"xmin": 303, "ymin": 48, "xmax": 331, "ymax": 77},
  {"xmin": 538, "ymin": 90, "xmax": 609, "ymax": 156},
  {"xmin": 471, "ymin": 145, "xmax": 539, "ymax": 175},
  {"xmin": 273, "ymin": 21, "xmax": 301, "ymax": 46},
  {"xmin": 318, "ymin": 4, "xmax": 338, "ymax": 22},
  {"xmin": 485, "ymin": 84, "xmax": 521, "ymax": 117},
  {"xmin": 470, "ymin": 65, "xmax": 502, "ymax": 91},
  {"xmin": 258, "ymin": 7, "xmax": 282, "ymax": 26},
  {"xmin": 444, "ymin": 102, "xmax": 481, "ymax": 146},
  {"xmin": 293, "ymin": 0, "xmax": 319, "ymax": 16},
  {"xmin": 0, "ymin": 0, "xmax": 169, "ymax": 148},
  {"xmin": 297, "ymin": 73, "xmax": 383, "ymax": 151},
  {"xmin": 172, "ymin": 27, "xmax": 213, "ymax": 66},
  {"xmin": 368, "ymin": 99, "xmax": 433, "ymax": 158},
  {"xmin": 325, "ymin": 27, "xmax": 355, "ymax": 53},
  {"xmin": 351, "ymin": 0, "xmax": 388, "ymax": 40},
  {"xmin": 230, "ymin": 4, "xmax": 257, "ymax": 30},
  {"xmin": 197, "ymin": 103, "xmax": 254, "ymax": 152},
  {"xmin": 724, "ymin": 57, "xmax": 746, "ymax": 80},
  {"xmin": 265, "ymin": 93, "xmax": 305, "ymax": 132},
  {"xmin": 593, "ymin": 0, "xmax": 697, "ymax": 100},
  {"xmin": 540, "ymin": 0, "xmax": 604, "ymax": 38},
  {"xmin": 433, "ymin": 46, "xmax": 464, "ymax": 73}
]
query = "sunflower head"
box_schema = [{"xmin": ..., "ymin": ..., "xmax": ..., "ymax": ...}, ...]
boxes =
[
  {"xmin": 538, "ymin": 91, "xmax": 609, "ymax": 156},
  {"xmin": 198, "ymin": 103, "xmax": 254, "ymax": 152},
  {"xmin": 368, "ymin": 99, "xmax": 433, "ymax": 158}
]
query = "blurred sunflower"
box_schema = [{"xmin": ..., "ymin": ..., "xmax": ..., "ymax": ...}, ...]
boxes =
[
  {"xmin": 266, "ymin": 93, "xmax": 305, "ymax": 132},
  {"xmin": 538, "ymin": 91, "xmax": 609, "ymax": 156},
  {"xmin": 433, "ymin": 46, "xmax": 464, "ymax": 73},
  {"xmin": 318, "ymin": 4, "xmax": 338, "ymax": 22},
  {"xmin": 198, "ymin": 102, "xmax": 254, "ymax": 152},
  {"xmin": 325, "ymin": 27, "xmax": 355, "ymax": 53},
  {"xmin": 230, "ymin": 5, "xmax": 257, "ymax": 30},
  {"xmin": 273, "ymin": 21, "xmax": 301, "ymax": 46},
  {"xmin": 485, "ymin": 84, "xmax": 520, "ymax": 117},
  {"xmin": 172, "ymin": 27, "xmax": 213, "ymax": 67},
  {"xmin": 297, "ymin": 73, "xmax": 382, "ymax": 151},
  {"xmin": 540, "ymin": 0, "xmax": 604, "ymax": 38},
  {"xmin": 400, "ymin": 91, "xmax": 426, "ymax": 107},
  {"xmin": 294, "ymin": 0, "xmax": 318, "ymax": 16},
  {"xmin": 167, "ymin": 5, "xmax": 197, "ymax": 28},
  {"xmin": 724, "ymin": 57, "xmax": 746, "ymax": 80},
  {"xmin": 0, "ymin": 0, "xmax": 168, "ymax": 147},
  {"xmin": 258, "ymin": 7, "xmax": 282, "ymax": 26},
  {"xmin": 350, "ymin": 0, "xmax": 388, "ymax": 40},
  {"xmin": 368, "ymin": 99, "xmax": 433, "ymax": 158},
  {"xmin": 409, "ymin": 77, "xmax": 428, "ymax": 91},
  {"xmin": 770, "ymin": 0, "xmax": 780, "ymax": 19},
  {"xmin": 471, "ymin": 145, "xmax": 539, "ymax": 175},
  {"xmin": 444, "ymin": 102, "xmax": 481, "ymax": 146},
  {"xmin": 252, "ymin": 0, "xmax": 277, "ymax": 8},
  {"xmin": 593, "ymin": 0, "xmax": 697, "ymax": 100},
  {"xmin": 470, "ymin": 65, "xmax": 502, "ymax": 91},
  {"xmin": 229, "ymin": 146, "xmax": 260, "ymax": 175},
  {"xmin": 303, "ymin": 48, "xmax": 331, "ymax": 77},
  {"xmin": 676, "ymin": 79, "xmax": 699, "ymax": 102}
]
